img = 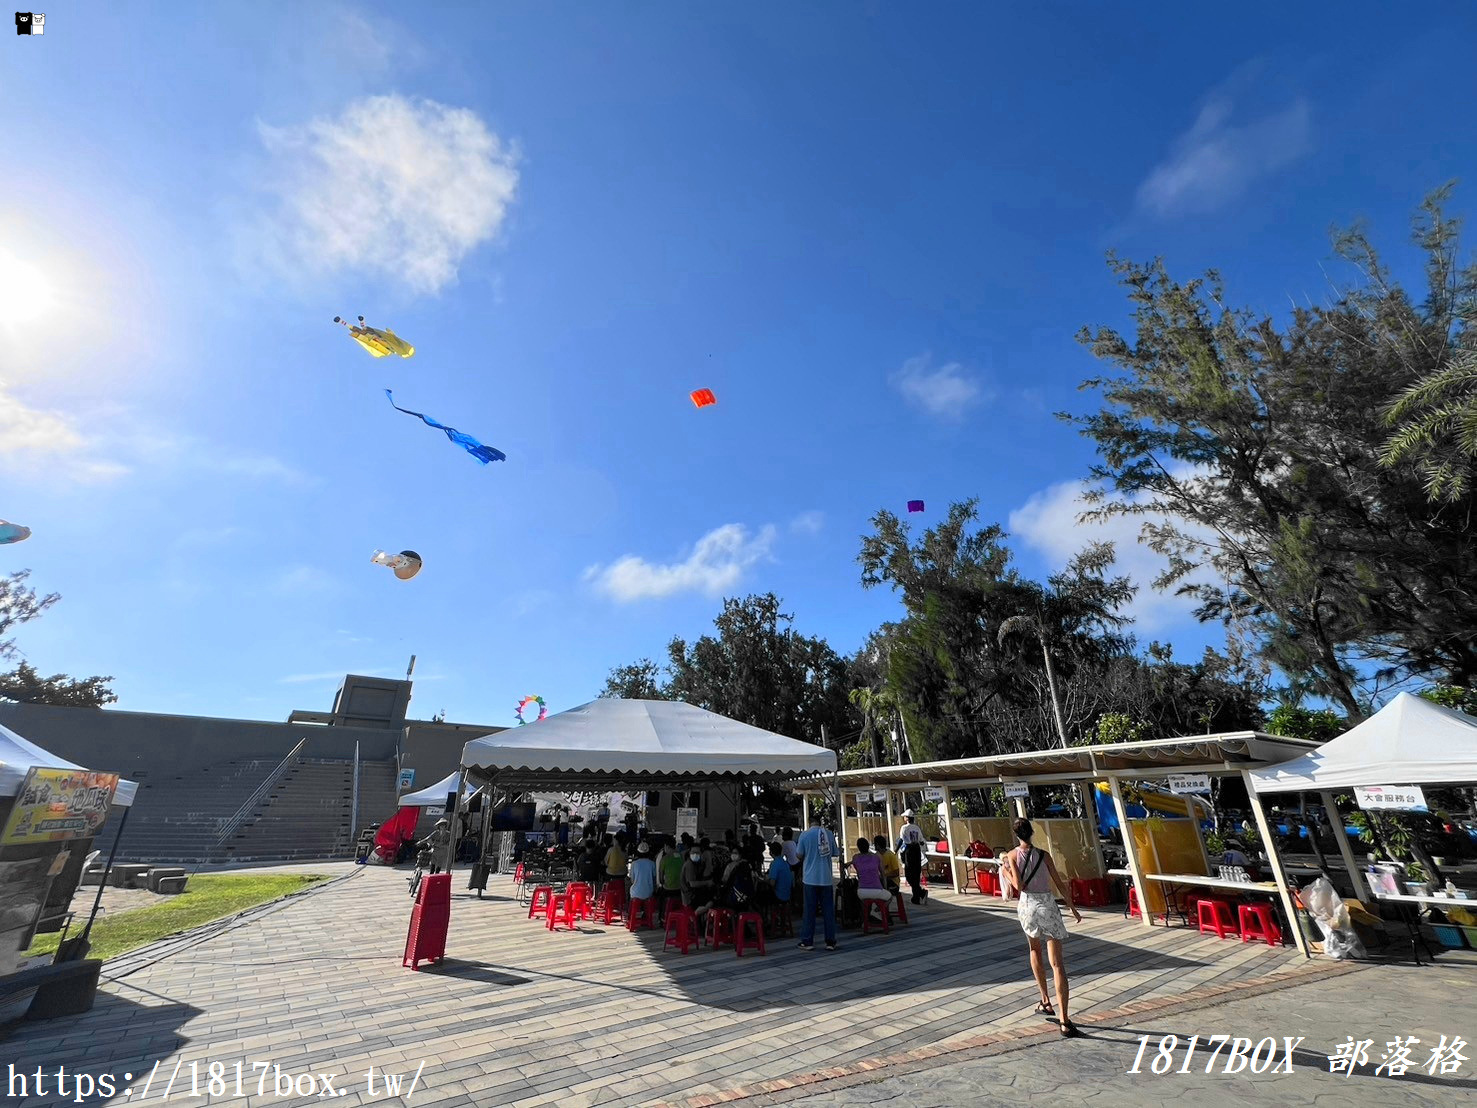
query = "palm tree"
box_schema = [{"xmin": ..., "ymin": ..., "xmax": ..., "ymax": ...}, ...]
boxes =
[{"xmin": 998, "ymin": 610, "xmax": 1070, "ymax": 748}]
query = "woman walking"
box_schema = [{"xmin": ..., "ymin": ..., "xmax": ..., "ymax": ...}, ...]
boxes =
[{"xmin": 1000, "ymin": 818, "xmax": 1083, "ymax": 1037}]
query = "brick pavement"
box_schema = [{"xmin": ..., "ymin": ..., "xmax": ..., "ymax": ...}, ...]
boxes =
[{"xmin": 8, "ymin": 865, "xmax": 1347, "ymax": 1107}]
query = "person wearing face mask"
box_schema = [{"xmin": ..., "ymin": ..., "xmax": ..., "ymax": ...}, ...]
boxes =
[{"xmin": 681, "ymin": 845, "xmax": 714, "ymax": 912}]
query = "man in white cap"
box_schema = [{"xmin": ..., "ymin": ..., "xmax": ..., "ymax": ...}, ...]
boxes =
[{"xmin": 896, "ymin": 809, "xmax": 929, "ymax": 905}]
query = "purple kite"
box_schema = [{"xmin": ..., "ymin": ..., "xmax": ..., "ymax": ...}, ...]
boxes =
[
  {"xmin": 907, "ymin": 500, "xmax": 925, "ymax": 513},
  {"xmin": 384, "ymin": 390, "xmax": 505, "ymax": 465}
]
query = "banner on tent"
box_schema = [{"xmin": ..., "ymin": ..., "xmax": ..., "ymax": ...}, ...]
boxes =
[
  {"xmin": 872, "ymin": 789, "xmax": 887, "ymax": 802},
  {"xmin": 676, "ymin": 807, "xmax": 699, "ymax": 840},
  {"xmin": 1167, "ymin": 773, "xmax": 1212, "ymax": 795},
  {"xmin": 1, "ymin": 768, "xmax": 118, "ymax": 846},
  {"xmin": 1354, "ymin": 785, "xmax": 1428, "ymax": 812},
  {"xmin": 923, "ymin": 787, "xmax": 944, "ymax": 802},
  {"xmin": 398, "ymin": 769, "xmax": 416, "ymax": 791},
  {"xmin": 1003, "ymin": 781, "xmax": 1029, "ymax": 800}
]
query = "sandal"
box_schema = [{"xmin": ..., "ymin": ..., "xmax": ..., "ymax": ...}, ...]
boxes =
[
  {"xmin": 1034, "ymin": 1001, "xmax": 1056, "ymax": 1020},
  {"xmin": 1059, "ymin": 1020, "xmax": 1084, "ymax": 1038}
]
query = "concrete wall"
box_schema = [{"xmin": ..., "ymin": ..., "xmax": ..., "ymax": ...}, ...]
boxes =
[{"xmin": 0, "ymin": 702, "xmax": 399, "ymax": 780}]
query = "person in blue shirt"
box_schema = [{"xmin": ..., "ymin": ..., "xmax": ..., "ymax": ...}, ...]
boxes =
[
  {"xmin": 795, "ymin": 811, "xmax": 840, "ymax": 950},
  {"xmin": 766, "ymin": 840, "xmax": 793, "ymax": 906}
]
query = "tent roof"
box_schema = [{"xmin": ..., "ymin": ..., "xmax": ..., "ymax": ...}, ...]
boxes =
[
  {"xmin": 399, "ymin": 770, "xmax": 463, "ymax": 807},
  {"xmin": 793, "ymin": 732, "xmax": 1317, "ymax": 790},
  {"xmin": 0, "ymin": 722, "xmax": 137, "ymax": 807},
  {"xmin": 1249, "ymin": 692, "xmax": 1477, "ymax": 793},
  {"xmin": 459, "ymin": 698, "xmax": 836, "ymax": 790}
]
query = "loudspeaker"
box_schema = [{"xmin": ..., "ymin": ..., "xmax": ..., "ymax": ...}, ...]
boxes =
[
  {"xmin": 467, "ymin": 794, "xmax": 483, "ymax": 813},
  {"xmin": 445, "ymin": 792, "xmax": 457, "ymax": 812}
]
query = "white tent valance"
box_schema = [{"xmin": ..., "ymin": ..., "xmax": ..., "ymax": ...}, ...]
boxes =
[
  {"xmin": 460, "ymin": 698, "xmax": 836, "ymax": 789},
  {"xmin": 1248, "ymin": 692, "xmax": 1477, "ymax": 793},
  {"xmin": 0, "ymin": 722, "xmax": 138, "ymax": 807}
]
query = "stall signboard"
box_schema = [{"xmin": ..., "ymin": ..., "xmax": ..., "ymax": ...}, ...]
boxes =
[
  {"xmin": 0, "ymin": 768, "xmax": 118, "ymax": 846},
  {"xmin": 871, "ymin": 790, "xmax": 887, "ymax": 802},
  {"xmin": 1167, "ymin": 773, "xmax": 1212, "ymax": 796},
  {"xmin": 675, "ymin": 807, "xmax": 699, "ymax": 840},
  {"xmin": 923, "ymin": 787, "xmax": 944, "ymax": 802},
  {"xmin": 398, "ymin": 768, "xmax": 416, "ymax": 791},
  {"xmin": 1354, "ymin": 785, "xmax": 1428, "ymax": 813},
  {"xmin": 1003, "ymin": 781, "xmax": 1030, "ymax": 800}
]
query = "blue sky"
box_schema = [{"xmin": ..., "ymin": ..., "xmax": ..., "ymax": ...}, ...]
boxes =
[{"xmin": 4, "ymin": 3, "xmax": 1475, "ymax": 728}]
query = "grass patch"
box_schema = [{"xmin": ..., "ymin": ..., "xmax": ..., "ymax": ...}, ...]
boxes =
[{"xmin": 26, "ymin": 873, "xmax": 330, "ymax": 961}]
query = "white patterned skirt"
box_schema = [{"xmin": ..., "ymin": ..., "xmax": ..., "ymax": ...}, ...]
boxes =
[{"xmin": 1017, "ymin": 891, "xmax": 1068, "ymax": 941}]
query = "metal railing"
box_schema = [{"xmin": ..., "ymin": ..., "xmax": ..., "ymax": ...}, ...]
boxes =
[{"xmin": 214, "ymin": 737, "xmax": 308, "ymax": 845}]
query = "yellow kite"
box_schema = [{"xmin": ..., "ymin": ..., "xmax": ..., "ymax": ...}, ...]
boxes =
[{"xmin": 334, "ymin": 315, "xmax": 414, "ymax": 358}]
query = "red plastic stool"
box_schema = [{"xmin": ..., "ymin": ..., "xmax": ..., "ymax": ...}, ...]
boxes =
[
  {"xmin": 627, "ymin": 896, "xmax": 658, "ymax": 931},
  {"xmin": 663, "ymin": 907, "xmax": 699, "ymax": 953},
  {"xmin": 706, "ymin": 908, "xmax": 736, "ymax": 951},
  {"xmin": 767, "ymin": 901, "xmax": 794, "ymax": 937},
  {"xmin": 1088, "ymin": 878, "xmax": 1110, "ymax": 906},
  {"xmin": 527, "ymin": 884, "xmax": 554, "ymax": 919},
  {"xmin": 1197, "ymin": 898, "xmax": 1239, "ymax": 939},
  {"xmin": 566, "ymin": 882, "xmax": 594, "ymax": 920},
  {"xmin": 1127, "ymin": 887, "xmax": 1142, "ymax": 919},
  {"xmin": 546, "ymin": 891, "xmax": 575, "ymax": 931},
  {"xmin": 891, "ymin": 888, "xmax": 911, "ymax": 924},
  {"xmin": 735, "ymin": 911, "xmax": 767, "ymax": 956},
  {"xmin": 597, "ymin": 883, "xmax": 626, "ymax": 925},
  {"xmin": 862, "ymin": 898, "xmax": 892, "ymax": 934},
  {"xmin": 1238, "ymin": 903, "xmax": 1282, "ymax": 947}
]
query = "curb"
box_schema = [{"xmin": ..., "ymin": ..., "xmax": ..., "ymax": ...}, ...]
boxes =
[{"xmin": 657, "ymin": 960, "xmax": 1364, "ymax": 1106}]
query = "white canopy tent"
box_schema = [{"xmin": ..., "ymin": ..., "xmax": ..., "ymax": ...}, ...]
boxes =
[
  {"xmin": 458, "ymin": 698, "xmax": 838, "ymax": 790},
  {"xmin": 449, "ymin": 699, "xmax": 838, "ymax": 870},
  {"xmin": 399, "ymin": 771, "xmax": 463, "ymax": 808},
  {"xmin": 0, "ymin": 722, "xmax": 137, "ymax": 808},
  {"xmin": 1248, "ymin": 693, "xmax": 1477, "ymax": 794}
]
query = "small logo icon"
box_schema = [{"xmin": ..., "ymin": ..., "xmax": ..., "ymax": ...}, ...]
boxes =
[{"xmin": 14, "ymin": 11, "xmax": 41, "ymax": 34}]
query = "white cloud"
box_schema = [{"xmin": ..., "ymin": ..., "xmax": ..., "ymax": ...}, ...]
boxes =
[
  {"xmin": 1137, "ymin": 90, "xmax": 1310, "ymax": 218},
  {"xmin": 0, "ymin": 386, "xmax": 129, "ymax": 482},
  {"xmin": 252, "ymin": 94, "xmax": 519, "ymax": 295},
  {"xmin": 890, "ymin": 355, "xmax": 987, "ymax": 421},
  {"xmin": 273, "ymin": 565, "xmax": 340, "ymax": 595},
  {"xmin": 790, "ymin": 510, "xmax": 825, "ymax": 536},
  {"xmin": 1009, "ymin": 479, "xmax": 1219, "ymax": 633},
  {"xmin": 585, "ymin": 524, "xmax": 777, "ymax": 602}
]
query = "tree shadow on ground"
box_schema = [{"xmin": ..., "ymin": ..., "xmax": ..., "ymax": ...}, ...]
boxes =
[{"xmin": 6, "ymin": 980, "xmax": 203, "ymax": 1076}]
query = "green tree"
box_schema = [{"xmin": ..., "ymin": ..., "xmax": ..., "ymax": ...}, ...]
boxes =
[
  {"xmin": 0, "ymin": 571, "xmax": 115, "ymax": 708},
  {"xmin": 598, "ymin": 659, "xmax": 669, "ymax": 700},
  {"xmin": 1071, "ymin": 188, "xmax": 1477, "ymax": 716},
  {"xmin": 1265, "ymin": 704, "xmax": 1345, "ymax": 742},
  {"xmin": 0, "ymin": 661, "xmax": 118, "ymax": 709},
  {"xmin": 996, "ymin": 541, "xmax": 1136, "ymax": 747}
]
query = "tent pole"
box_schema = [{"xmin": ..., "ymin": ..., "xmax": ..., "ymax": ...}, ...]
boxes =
[
  {"xmin": 445, "ymin": 768, "xmax": 468, "ymax": 872},
  {"xmin": 1107, "ymin": 775, "xmax": 1154, "ymax": 931},
  {"xmin": 1080, "ymin": 781, "xmax": 1106, "ymax": 878},
  {"xmin": 884, "ymin": 788, "xmax": 896, "ymax": 852},
  {"xmin": 801, "ymin": 791, "xmax": 810, "ymax": 827},
  {"xmin": 1320, "ymin": 790, "xmax": 1364, "ymax": 899},
  {"xmin": 832, "ymin": 764, "xmax": 846, "ymax": 865},
  {"xmin": 81, "ymin": 805, "xmax": 130, "ymax": 944},
  {"xmin": 1242, "ymin": 770, "xmax": 1309, "ymax": 957},
  {"xmin": 942, "ymin": 785, "xmax": 962, "ymax": 893}
]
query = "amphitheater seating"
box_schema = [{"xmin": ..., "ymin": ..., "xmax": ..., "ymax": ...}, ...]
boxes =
[{"xmin": 100, "ymin": 755, "xmax": 398, "ymax": 863}]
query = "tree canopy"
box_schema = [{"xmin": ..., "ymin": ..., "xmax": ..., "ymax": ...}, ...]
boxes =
[{"xmin": 0, "ymin": 570, "xmax": 116, "ymax": 709}]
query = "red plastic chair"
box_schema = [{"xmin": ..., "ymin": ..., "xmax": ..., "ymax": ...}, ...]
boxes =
[
  {"xmin": 706, "ymin": 908, "xmax": 736, "ymax": 951},
  {"xmin": 735, "ymin": 911, "xmax": 767, "ymax": 956},
  {"xmin": 566, "ymin": 882, "xmax": 594, "ymax": 921},
  {"xmin": 1197, "ymin": 898, "xmax": 1239, "ymax": 939},
  {"xmin": 1238, "ymin": 903, "xmax": 1282, "ymax": 947},
  {"xmin": 1127, "ymin": 886, "xmax": 1141, "ymax": 919},
  {"xmin": 663, "ymin": 907, "xmax": 700, "ymax": 953},
  {"xmin": 862, "ymin": 898, "xmax": 892, "ymax": 934},
  {"xmin": 891, "ymin": 888, "xmax": 910, "ymax": 924},
  {"xmin": 627, "ymin": 897, "xmax": 658, "ymax": 931},
  {"xmin": 766, "ymin": 901, "xmax": 794, "ymax": 937}
]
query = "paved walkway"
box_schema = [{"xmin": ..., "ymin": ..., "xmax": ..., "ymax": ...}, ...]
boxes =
[
  {"xmin": 6, "ymin": 866, "xmax": 1383, "ymax": 1106},
  {"xmin": 773, "ymin": 961, "xmax": 1476, "ymax": 1107}
]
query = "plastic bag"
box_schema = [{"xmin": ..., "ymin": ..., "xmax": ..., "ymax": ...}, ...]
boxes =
[{"xmin": 1301, "ymin": 876, "xmax": 1366, "ymax": 960}]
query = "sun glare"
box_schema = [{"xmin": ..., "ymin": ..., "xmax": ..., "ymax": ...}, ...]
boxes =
[{"xmin": 0, "ymin": 252, "xmax": 58, "ymax": 332}]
